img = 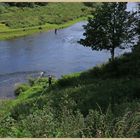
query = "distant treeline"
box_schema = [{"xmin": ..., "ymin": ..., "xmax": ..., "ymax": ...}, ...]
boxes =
[
  {"xmin": 0, "ymin": 2, "xmax": 48, "ymax": 8},
  {"xmin": 0, "ymin": 2, "xmax": 100, "ymax": 8}
]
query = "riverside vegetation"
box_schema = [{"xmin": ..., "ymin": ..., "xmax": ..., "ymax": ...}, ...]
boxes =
[
  {"xmin": 0, "ymin": 2, "xmax": 140, "ymax": 138},
  {"xmin": 0, "ymin": 2, "xmax": 94, "ymax": 40},
  {"xmin": 0, "ymin": 43, "xmax": 140, "ymax": 137}
]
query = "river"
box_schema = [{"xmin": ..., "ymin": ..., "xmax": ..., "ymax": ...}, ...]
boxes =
[{"xmin": 0, "ymin": 2, "xmax": 138, "ymax": 98}]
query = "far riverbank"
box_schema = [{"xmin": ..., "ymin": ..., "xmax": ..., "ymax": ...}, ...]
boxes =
[{"xmin": 0, "ymin": 16, "xmax": 89, "ymax": 40}]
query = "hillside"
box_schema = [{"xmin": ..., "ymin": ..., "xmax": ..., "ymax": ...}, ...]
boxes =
[
  {"xmin": 0, "ymin": 3, "xmax": 93, "ymax": 40},
  {"xmin": 0, "ymin": 44, "xmax": 140, "ymax": 137}
]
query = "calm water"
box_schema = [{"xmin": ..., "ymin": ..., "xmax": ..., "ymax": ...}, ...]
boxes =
[{"xmin": 0, "ymin": 3, "xmax": 137, "ymax": 98}]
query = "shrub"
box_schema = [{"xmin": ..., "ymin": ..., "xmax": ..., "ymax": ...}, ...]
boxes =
[{"xmin": 14, "ymin": 84, "xmax": 30, "ymax": 96}]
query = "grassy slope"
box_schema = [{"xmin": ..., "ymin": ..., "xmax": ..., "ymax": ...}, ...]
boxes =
[
  {"xmin": 0, "ymin": 45, "xmax": 140, "ymax": 137},
  {"xmin": 0, "ymin": 3, "xmax": 92, "ymax": 40}
]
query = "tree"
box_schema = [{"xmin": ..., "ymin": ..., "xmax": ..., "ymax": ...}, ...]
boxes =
[
  {"xmin": 83, "ymin": 2, "xmax": 101, "ymax": 8},
  {"xmin": 79, "ymin": 2, "xmax": 137, "ymax": 60},
  {"xmin": 5, "ymin": 2, "xmax": 48, "ymax": 8},
  {"xmin": 132, "ymin": 3, "xmax": 140, "ymax": 52},
  {"xmin": 137, "ymin": 3, "xmax": 140, "ymax": 43}
]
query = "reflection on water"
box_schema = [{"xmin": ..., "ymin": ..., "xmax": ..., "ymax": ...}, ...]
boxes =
[{"xmin": 0, "ymin": 2, "xmax": 137, "ymax": 98}]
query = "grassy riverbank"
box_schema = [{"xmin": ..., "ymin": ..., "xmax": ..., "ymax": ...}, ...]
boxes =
[
  {"xmin": 0, "ymin": 44, "xmax": 140, "ymax": 137},
  {"xmin": 0, "ymin": 3, "xmax": 93, "ymax": 40},
  {"xmin": 0, "ymin": 17, "xmax": 88, "ymax": 40}
]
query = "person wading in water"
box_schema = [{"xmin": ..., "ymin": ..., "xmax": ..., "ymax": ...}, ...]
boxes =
[{"xmin": 55, "ymin": 29, "xmax": 57, "ymax": 35}]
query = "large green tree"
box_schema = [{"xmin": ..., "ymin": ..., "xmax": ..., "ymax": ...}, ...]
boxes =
[{"xmin": 79, "ymin": 2, "xmax": 137, "ymax": 60}]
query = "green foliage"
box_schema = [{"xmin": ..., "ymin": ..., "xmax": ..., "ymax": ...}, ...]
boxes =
[
  {"xmin": 0, "ymin": 3, "xmax": 92, "ymax": 40},
  {"xmin": 0, "ymin": 102, "xmax": 139, "ymax": 137},
  {"xmin": 0, "ymin": 4, "xmax": 7, "ymax": 14},
  {"xmin": 28, "ymin": 77, "xmax": 36, "ymax": 86},
  {"xmin": 14, "ymin": 84, "xmax": 30, "ymax": 96},
  {"xmin": 83, "ymin": 2, "xmax": 101, "ymax": 8},
  {"xmin": 76, "ymin": 46, "xmax": 140, "ymax": 80},
  {"xmin": 79, "ymin": 2, "xmax": 137, "ymax": 60},
  {"xmin": 5, "ymin": 2, "xmax": 48, "ymax": 8},
  {"xmin": 0, "ymin": 19, "xmax": 140, "ymax": 137},
  {"xmin": 0, "ymin": 3, "xmax": 91, "ymax": 29}
]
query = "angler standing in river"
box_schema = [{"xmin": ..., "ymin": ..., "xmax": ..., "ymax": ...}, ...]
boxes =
[{"xmin": 55, "ymin": 29, "xmax": 57, "ymax": 35}]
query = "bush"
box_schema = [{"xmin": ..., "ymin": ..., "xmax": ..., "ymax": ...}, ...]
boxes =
[{"xmin": 14, "ymin": 84, "xmax": 30, "ymax": 96}]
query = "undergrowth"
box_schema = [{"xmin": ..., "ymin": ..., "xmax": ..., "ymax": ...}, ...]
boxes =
[{"xmin": 0, "ymin": 44, "xmax": 140, "ymax": 137}]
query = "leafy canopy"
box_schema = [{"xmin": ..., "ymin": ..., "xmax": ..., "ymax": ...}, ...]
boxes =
[{"xmin": 79, "ymin": 2, "xmax": 137, "ymax": 60}]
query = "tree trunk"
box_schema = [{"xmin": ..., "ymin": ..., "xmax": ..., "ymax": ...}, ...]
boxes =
[{"xmin": 110, "ymin": 48, "xmax": 115, "ymax": 61}]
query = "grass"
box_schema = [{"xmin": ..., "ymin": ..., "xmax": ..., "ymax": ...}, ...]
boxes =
[
  {"xmin": 0, "ymin": 16, "xmax": 88, "ymax": 40},
  {"xmin": 0, "ymin": 3, "xmax": 139, "ymax": 137},
  {"xmin": 0, "ymin": 44, "xmax": 140, "ymax": 137},
  {"xmin": 0, "ymin": 3, "xmax": 92, "ymax": 40}
]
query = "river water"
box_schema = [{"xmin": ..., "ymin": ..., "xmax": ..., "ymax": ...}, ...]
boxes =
[{"xmin": 0, "ymin": 2, "xmax": 138, "ymax": 98}]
